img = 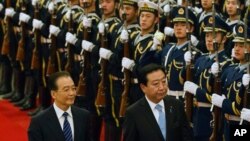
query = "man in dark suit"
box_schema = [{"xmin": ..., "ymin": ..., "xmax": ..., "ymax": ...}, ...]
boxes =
[
  {"xmin": 123, "ymin": 63, "xmax": 193, "ymax": 141},
  {"xmin": 28, "ymin": 71, "xmax": 90, "ymax": 141}
]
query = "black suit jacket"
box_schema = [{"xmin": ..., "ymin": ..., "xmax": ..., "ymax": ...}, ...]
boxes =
[
  {"xmin": 28, "ymin": 105, "xmax": 90, "ymax": 141},
  {"xmin": 123, "ymin": 96, "xmax": 193, "ymax": 141}
]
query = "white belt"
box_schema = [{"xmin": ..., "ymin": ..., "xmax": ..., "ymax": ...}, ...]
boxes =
[
  {"xmin": 168, "ymin": 90, "xmax": 184, "ymax": 99},
  {"xmin": 225, "ymin": 114, "xmax": 241, "ymax": 122},
  {"xmin": 197, "ymin": 102, "xmax": 211, "ymax": 108}
]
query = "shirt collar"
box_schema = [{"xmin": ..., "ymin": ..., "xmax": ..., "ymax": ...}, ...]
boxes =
[
  {"xmin": 145, "ymin": 96, "xmax": 165, "ymax": 112},
  {"xmin": 238, "ymin": 63, "xmax": 249, "ymax": 71},
  {"xmin": 53, "ymin": 103, "xmax": 72, "ymax": 119},
  {"xmin": 176, "ymin": 41, "xmax": 189, "ymax": 50}
]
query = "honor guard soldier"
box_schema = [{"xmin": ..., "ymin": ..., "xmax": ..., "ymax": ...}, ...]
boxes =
[
  {"xmin": 28, "ymin": 0, "xmax": 68, "ymax": 116},
  {"xmin": 121, "ymin": 0, "xmax": 163, "ymax": 105},
  {"xmin": 64, "ymin": 0, "xmax": 103, "ymax": 140},
  {"xmin": 98, "ymin": 0, "xmax": 140, "ymax": 140},
  {"xmin": 2, "ymin": 0, "xmax": 31, "ymax": 102},
  {"xmin": 0, "ymin": 1, "xmax": 13, "ymax": 96},
  {"xmin": 184, "ymin": 15, "xmax": 231, "ymax": 141},
  {"xmin": 210, "ymin": 23, "xmax": 250, "ymax": 141},
  {"xmin": 223, "ymin": 0, "xmax": 245, "ymax": 57},
  {"xmin": 160, "ymin": 6, "xmax": 201, "ymax": 100}
]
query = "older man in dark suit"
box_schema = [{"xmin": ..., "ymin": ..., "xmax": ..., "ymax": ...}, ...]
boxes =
[
  {"xmin": 28, "ymin": 71, "xmax": 90, "ymax": 141},
  {"xmin": 123, "ymin": 63, "xmax": 193, "ymax": 141}
]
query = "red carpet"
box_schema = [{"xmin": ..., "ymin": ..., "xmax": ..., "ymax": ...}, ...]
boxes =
[
  {"xmin": 0, "ymin": 99, "xmax": 30, "ymax": 141},
  {"xmin": 0, "ymin": 99, "xmax": 105, "ymax": 141}
]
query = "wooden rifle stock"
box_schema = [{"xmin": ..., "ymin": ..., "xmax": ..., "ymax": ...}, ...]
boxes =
[
  {"xmin": 95, "ymin": 32, "xmax": 108, "ymax": 107},
  {"xmin": 210, "ymin": 1, "xmax": 223, "ymax": 140},
  {"xmin": 210, "ymin": 75, "xmax": 222, "ymax": 141},
  {"xmin": 184, "ymin": 1, "xmax": 193, "ymax": 123},
  {"xmin": 31, "ymin": 3, "xmax": 41, "ymax": 70},
  {"xmin": 46, "ymin": 8, "xmax": 58, "ymax": 76},
  {"xmin": 185, "ymin": 64, "xmax": 193, "ymax": 122},
  {"xmin": 76, "ymin": 25, "xmax": 91, "ymax": 97},
  {"xmin": 64, "ymin": 7, "xmax": 74, "ymax": 73},
  {"xmin": 119, "ymin": 41, "xmax": 130, "ymax": 117},
  {"xmin": 16, "ymin": 0, "xmax": 26, "ymax": 62},
  {"xmin": 1, "ymin": 0, "xmax": 12, "ymax": 55}
]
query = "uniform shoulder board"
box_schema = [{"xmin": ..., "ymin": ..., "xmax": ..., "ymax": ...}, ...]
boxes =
[{"xmin": 88, "ymin": 13, "xmax": 101, "ymax": 21}]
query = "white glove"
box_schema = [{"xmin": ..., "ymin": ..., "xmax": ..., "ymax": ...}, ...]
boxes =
[
  {"xmin": 211, "ymin": 93, "xmax": 225, "ymax": 108},
  {"xmin": 242, "ymin": 74, "xmax": 250, "ymax": 87},
  {"xmin": 19, "ymin": 12, "xmax": 31, "ymax": 23},
  {"xmin": 154, "ymin": 31, "xmax": 164, "ymax": 43},
  {"xmin": 99, "ymin": 48, "xmax": 113, "ymax": 60},
  {"xmin": 49, "ymin": 25, "xmax": 60, "ymax": 37},
  {"xmin": 66, "ymin": 32, "xmax": 77, "ymax": 45},
  {"xmin": 184, "ymin": 81, "xmax": 198, "ymax": 95},
  {"xmin": 163, "ymin": 4, "xmax": 170, "ymax": 14},
  {"xmin": 83, "ymin": 16, "xmax": 92, "ymax": 28},
  {"xmin": 32, "ymin": 0, "xmax": 39, "ymax": 6},
  {"xmin": 246, "ymin": 0, "xmax": 250, "ymax": 6},
  {"xmin": 0, "ymin": 3, "xmax": 3, "ymax": 12},
  {"xmin": 184, "ymin": 51, "xmax": 192, "ymax": 65},
  {"xmin": 191, "ymin": 35, "xmax": 199, "ymax": 46},
  {"xmin": 211, "ymin": 62, "xmax": 219, "ymax": 75},
  {"xmin": 5, "ymin": 8, "xmax": 15, "ymax": 18},
  {"xmin": 194, "ymin": 7, "xmax": 202, "ymax": 14},
  {"xmin": 98, "ymin": 22, "xmax": 105, "ymax": 34},
  {"xmin": 241, "ymin": 108, "xmax": 250, "ymax": 122},
  {"xmin": 65, "ymin": 10, "xmax": 71, "ymax": 20},
  {"xmin": 231, "ymin": 48, "xmax": 235, "ymax": 58},
  {"xmin": 48, "ymin": 2, "xmax": 55, "ymax": 12},
  {"xmin": 164, "ymin": 27, "xmax": 174, "ymax": 37},
  {"xmin": 32, "ymin": 19, "xmax": 44, "ymax": 30},
  {"xmin": 82, "ymin": 40, "xmax": 95, "ymax": 52},
  {"xmin": 122, "ymin": 57, "xmax": 135, "ymax": 71},
  {"xmin": 120, "ymin": 29, "xmax": 129, "ymax": 43}
]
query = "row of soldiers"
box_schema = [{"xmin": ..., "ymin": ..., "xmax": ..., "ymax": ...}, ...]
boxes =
[{"xmin": 0, "ymin": 0, "xmax": 250, "ymax": 140}]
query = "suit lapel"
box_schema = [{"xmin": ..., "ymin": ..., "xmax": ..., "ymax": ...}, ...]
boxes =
[
  {"xmin": 140, "ymin": 98, "xmax": 165, "ymax": 141},
  {"xmin": 46, "ymin": 106, "xmax": 65, "ymax": 141},
  {"xmin": 164, "ymin": 98, "xmax": 174, "ymax": 141},
  {"xmin": 72, "ymin": 106, "xmax": 80, "ymax": 141}
]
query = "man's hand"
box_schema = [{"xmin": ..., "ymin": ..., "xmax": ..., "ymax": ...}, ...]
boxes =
[
  {"xmin": 122, "ymin": 57, "xmax": 135, "ymax": 71},
  {"xmin": 184, "ymin": 81, "xmax": 198, "ymax": 95},
  {"xmin": 211, "ymin": 93, "xmax": 225, "ymax": 108}
]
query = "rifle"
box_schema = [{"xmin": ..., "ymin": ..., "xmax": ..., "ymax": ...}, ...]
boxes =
[
  {"xmin": 76, "ymin": 2, "xmax": 91, "ymax": 97},
  {"xmin": 240, "ymin": 7, "xmax": 250, "ymax": 125},
  {"xmin": 16, "ymin": 0, "xmax": 26, "ymax": 62},
  {"xmin": 31, "ymin": 2, "xmax": 41, "ymax": 70},
  {"xmin": 164, "ymin": 1, "xmax": 171, "ymax": 43},
  {"xmin": 1, "ymin": 0, "xmax": 12, "ymax": 55},
  {"xmin": 119, "ymin": 1, "xmax": 131, "ymax": 118},
  {"xmin": 46, "ymin": 2, "xmax": 59, "ymax": 76},
  {"xmin": 210, "ymin": 1, "xmax": 223, "ymax": 140},
  {"xmin": 95, "ymin": 7, "xmax": 108, "ymax": 108},
  {"xmin": 64, "ymin": 2, "xmax": 75, "ymax": 73},
  {"xmin": 184, "ymin": 1, "xmax": 194, "ymax": 124}
]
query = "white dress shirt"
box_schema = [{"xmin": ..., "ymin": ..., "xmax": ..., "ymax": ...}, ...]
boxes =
[{"xmin": 53, "ymin": 103, "xmax": 74, "ymax": 140}]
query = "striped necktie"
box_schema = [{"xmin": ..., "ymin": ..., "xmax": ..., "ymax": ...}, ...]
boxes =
[{"xmin": 63, "ymin": 112, "xmax": 73, "ymax": 141}]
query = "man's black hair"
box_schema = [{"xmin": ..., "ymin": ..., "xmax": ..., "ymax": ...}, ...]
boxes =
[
  {"xmin": 137, "ymin": 63, "xmax": 165, "ymax": 85},
  {"xmin": 48, "ymin": 71, "xmax": 71, "ymax": 91}
]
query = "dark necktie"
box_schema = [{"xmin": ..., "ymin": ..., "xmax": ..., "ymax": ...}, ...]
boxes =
[{"xmin": 63, "ymin": 112, "xmax": 73, "ymax": 141}]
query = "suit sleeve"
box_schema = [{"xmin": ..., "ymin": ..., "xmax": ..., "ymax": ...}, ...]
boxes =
[
  {"xmin": 28, "ymin": 117, "xmax": 43, "ymax": 141},
  {"xmin": 123, "ymin": 109, "xmax": 138, "ymax": 141}
]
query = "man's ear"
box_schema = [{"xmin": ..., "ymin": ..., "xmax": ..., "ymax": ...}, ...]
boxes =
[
  {"xmin": 51, "ymin": 90, "xmax": 56, "ymax": 99},
  {"xmin": 154, "ymin": 16, "xmax": 159, "ymax": 25},
  {"xmin": 140, "ymin": 83, "xmax": 147, "ymax": 94}
]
